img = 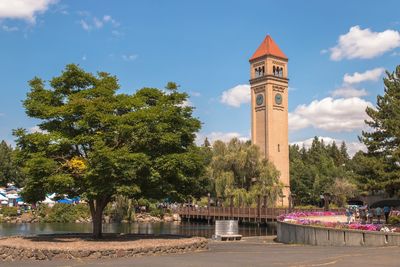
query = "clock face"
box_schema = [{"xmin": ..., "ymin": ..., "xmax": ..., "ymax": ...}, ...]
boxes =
[
  {"xmin": 275, "ymin": 93, "xmax": 282, "ymax": 105},
  {"xmin": 256, "ymin": 94, "xmax": 264, "ymax": 106}
]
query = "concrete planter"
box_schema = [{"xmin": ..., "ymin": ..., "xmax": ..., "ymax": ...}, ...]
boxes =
[{"xmin": 277, "ymin": 221, "xmax": 400, "ymax": 247}]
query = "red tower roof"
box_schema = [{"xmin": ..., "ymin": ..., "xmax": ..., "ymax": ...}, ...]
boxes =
[{"xmin": 249, "ymin": 35, "xmax": 287, "ymax": 61}]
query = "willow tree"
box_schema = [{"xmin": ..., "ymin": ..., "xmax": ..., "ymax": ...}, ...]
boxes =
[
  {"xmin": 15, "ymin": 64, "xmax": 205, "ymax": 238},
  {"xmin": 207, "ymin": 138, "xmax": 282, "ymax": 205}
]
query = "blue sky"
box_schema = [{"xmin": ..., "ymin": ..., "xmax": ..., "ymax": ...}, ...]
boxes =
[{"xmin": 0, "ymin": 0, "xmax": 400, "ymax": 155}]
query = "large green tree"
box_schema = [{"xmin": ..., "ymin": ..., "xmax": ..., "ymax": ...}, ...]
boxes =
[
  {"xmin": 360, "ymin": 65, "xmax": 400, "ymax": 195},
  {"xmin": 15, "ymin": 64, "xmax": 206, "ymax": 238}
]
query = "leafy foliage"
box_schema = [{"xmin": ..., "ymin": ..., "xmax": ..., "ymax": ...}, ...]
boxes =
[
  {"xmin": 205, "ymin": 138, "xmax": 283, "ymax": 205},
  {"xmin": 290, "ymin": 137, "xmax": 356, "ymax": 206},
  {"xmin": 43, "ymin": 203, "xmax": 90, "ymax": 223},
  {"xmin": 15, "ymin": 64, "xmax": 206, "ymax": 237},
  {"xmin": 0, "ymin": 141, "xmax": 23, "ymax": 186},
  {"xmin": 0, "ymin": 206, "xmax": 19, "ymax": 217}
]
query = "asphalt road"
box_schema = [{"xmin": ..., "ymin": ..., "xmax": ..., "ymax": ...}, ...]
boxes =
[{"xmin": 3, "ymin": 236, "xmax": 400, "ymax": 267}]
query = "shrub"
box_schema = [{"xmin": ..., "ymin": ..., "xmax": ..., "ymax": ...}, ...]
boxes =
[
  {"xmin": 137, "ymin": 198, "xmax": 151, "ymax": 209},
  {"xmin": 1, "ymin": 207, "xmax": 19, "ymax": 217},
  {"xmin": 388, "ymin": 215, "xmax": 400, "ymax": 225},
  {"xmin": 36, "ymin": 204, "xmax": 51, "ymax": 218},
  {"xmin": 149, "ymin": 202, "xmax": 164, "ymax": 218},
  {"xmin": 43, "ymin": 203, "xmax": 90, "ymax": 223}
]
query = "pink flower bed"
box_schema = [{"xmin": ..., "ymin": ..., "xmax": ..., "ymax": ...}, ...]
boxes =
[{"xmin": 278, "ymin": 211, "xmax": 381, "ymax": 232}]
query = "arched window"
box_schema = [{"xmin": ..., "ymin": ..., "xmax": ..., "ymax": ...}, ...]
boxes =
[
  {"xmin": 279, "ymin": 67, "xmax": 283, "ymax": 77},
  {"xmin": 273, "ymin": 66, "xmax": 276, "ymax": 76},
  {"xmin": 254, "ymin": 68, "xmax": 259, "ymax": 78},
  {"xmin": 261, "ymin": 66, "xmax": 265, "ymax": 76}
]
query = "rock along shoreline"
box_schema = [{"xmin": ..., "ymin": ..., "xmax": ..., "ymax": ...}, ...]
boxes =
[{"xmin": 0, "ymin": 233, "xmax": 207, "ymax": 261}]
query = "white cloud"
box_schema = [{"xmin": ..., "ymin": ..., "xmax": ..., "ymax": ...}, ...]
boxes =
[
  {"xmin": 291, "ymin": 136, "xmax": 366, "ymax": 157},
  {"xmin": 0, "ymin": 0, "xmax": 57, "ymax": 23},
  {"xmin": 329, "ymin": 67, "xmax": 385, "ymax": 98},
  {"xmin": 196, "ymin": 131, "xmax": 249, "ymax": 145},
  {"xmin": 121, "ymin": 54, "xmax": 138, "ymax": 61},
  {"xmin": 220, "ymin": 84, "xmax": 250, "ymax": 108},
  {"xmin": 288, "ymin": 113, "xmax": 311, "ymax": 131},
  {"xmin": 79, "ymin": 20, "xmax": 90, "ymax": 31},
  {"xmin": 29, "ymin": 126, "xmax": 47, "ymax": 134},
  {"xmin": 190, "ymin": 91, "xmax": 201, "ymax": 97},
  {"xmin": 93, "ymin": 17, "xmax": 103, "ymax": 28},
  {"xmin": 103, "ymin": 15, "xmax": 119, "ymax": 27},
  {"xmin": 289, "ymin": 97, "xmax": 373, "ymax": 132},
  {"xmin": 329, "ymin": 26, "xmax": 400, "ymax": 60},
  {"xmin": 343, "ymin": 67, "xmax": 385, "ymax": 84},
  {"xmin": 111, "ymin": 30, "xmax": 123, "ymax": 37},
  {"xmin": 1, "ymin": 24, "xmax": 18, "ymax": 32},
  {"xmin": 79, "ymin": 13, "xmax": 119, "ymax": 32},
  {"xmin": 180, "ymin": 99, "xmax": 193, "ymax": 108},
  {"xmin": 331, "ymin": 87, "xmax": 368, "ymax": 98}
]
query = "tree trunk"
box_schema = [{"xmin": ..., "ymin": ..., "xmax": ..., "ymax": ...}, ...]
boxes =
[{"xmin": 89, "ymin": 197, "xmax": 110, "ymax": 239}]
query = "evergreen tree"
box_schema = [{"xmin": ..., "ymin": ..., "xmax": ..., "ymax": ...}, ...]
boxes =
[
  {"xmin": 360, "ymin": 65, "xmax": 400, "ymax": 195},
  {"xmin": 290, "ymin": 137, "xmax": 355, "ymax": 206}
]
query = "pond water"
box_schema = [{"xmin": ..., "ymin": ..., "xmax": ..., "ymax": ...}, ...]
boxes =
[{"xmin": 0, "ymin": 221, "xmax": 276, "ymax": 238}]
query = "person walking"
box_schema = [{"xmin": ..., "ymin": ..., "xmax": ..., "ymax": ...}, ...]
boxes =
[
  {"xmin": 367, "ymin": 208, "xmax": 374, "ymax": 224},
  {"xmin": 360, "ymin": 208, "xmax": 366, "ymax": 224},
  {"xmin": 345, "ymin": 208, "xmax": 352, "ymax": 224},
  {"xmin": 375, "ymin": 207, "xmax": 382, "ymax": 224},
  {"xmin": 383, "ymin": 206, "xmax": 391, "ymax": 224}
]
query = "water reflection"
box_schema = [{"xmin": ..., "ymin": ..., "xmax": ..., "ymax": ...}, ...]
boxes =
[{"xmin": 0, "ymin": 222, "xmax": 276, "ymax": 238}]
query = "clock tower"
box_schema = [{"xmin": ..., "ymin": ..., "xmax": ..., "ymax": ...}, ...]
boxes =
[{"xmin": 249, "ymin": 35, "xmax": 290, "ymax": 206}]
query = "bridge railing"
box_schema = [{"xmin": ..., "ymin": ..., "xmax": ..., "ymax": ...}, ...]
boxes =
[{"xmin": 173, "ymin": 206, "xmax": 343, "ymax": 221}]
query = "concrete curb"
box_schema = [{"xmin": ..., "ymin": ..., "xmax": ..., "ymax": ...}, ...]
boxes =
[{"xmin": 277, "ymin": 221, "xmax": 400, "ymax": 247}]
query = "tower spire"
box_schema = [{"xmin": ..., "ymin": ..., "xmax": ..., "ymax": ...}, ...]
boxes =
[{"xmin": 249, "ymin": 35, "xmax": 287, "ymax": 61}]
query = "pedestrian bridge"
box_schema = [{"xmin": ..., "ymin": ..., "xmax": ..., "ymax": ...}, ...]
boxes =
[{"xmin": 174, "ymin": 206, "xmax": 339, "ymax": 223}]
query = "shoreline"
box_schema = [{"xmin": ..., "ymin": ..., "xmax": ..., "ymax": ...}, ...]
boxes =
[
  {"xmin": 0, "ymin": 233, "xmax": 207, "ymax": 261},
  {"xmin": 0, "ymin": 212, "xmax": 181, "ymax": 224}
]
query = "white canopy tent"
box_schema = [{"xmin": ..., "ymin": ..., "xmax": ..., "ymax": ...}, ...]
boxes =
[{"xmin": 41, "ymin": 197, "xmax": 55, "ymax": 206}]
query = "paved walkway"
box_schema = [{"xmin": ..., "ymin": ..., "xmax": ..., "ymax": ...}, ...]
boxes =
[
  {"xmin": 307, "ymin": 215, "xmax": 347, "ymax": 223},
  {"xmin": 3, "ymin": 236, "xmax": 400, "ymax": 267}
]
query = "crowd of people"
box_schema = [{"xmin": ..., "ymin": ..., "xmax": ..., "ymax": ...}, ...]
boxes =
[{"xmin": 345, "ymin": 205, "xmax": 396, "ymax": 224}]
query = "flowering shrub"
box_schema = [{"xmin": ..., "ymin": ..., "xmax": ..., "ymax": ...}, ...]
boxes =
[
  {"xmin": 391, "ymin": 210, "xmax": 400, "ymax": 216},
  {"xmin": 277, "ymin": 211, "xmax": 338, "ymax": 221},
  {"xmin": 279, "ymin": 211, "xmax": 386, "ymax": 232}
]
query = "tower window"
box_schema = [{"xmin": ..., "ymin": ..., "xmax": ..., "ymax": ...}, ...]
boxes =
[
  {"xmin": 278, "ymin": 144, "xmax": 280, "ymax": 152},
  {"xmin": 255, "ymin": 66, "xmax": 265, "ymax": 78},
  {"xmin": 273, "ymin": 66, "xmax": 284, "ymax": 77}
]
